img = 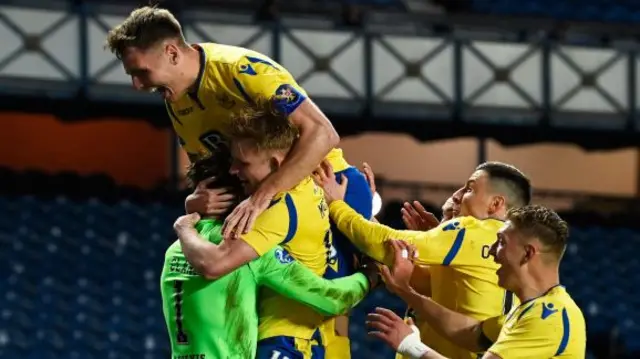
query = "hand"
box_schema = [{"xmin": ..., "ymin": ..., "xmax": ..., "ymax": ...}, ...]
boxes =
[
  {"xmin": 361, "ymin": 162, "xmax": 376, "ymax": 194},
  {"xmin": 222, "ymin": 192, "xmax": 273, "ymax": 240},
  {"xmin": 401, "ymin": 201, "xmax": 440, "ymax": 231},
  {"xmin": 358, "ymin": 256, "xmax": 382, "ymax": 290},
  {"xmin": 312, "ymin": 160, "xmax": 347, "ymax": 203},
  {"xmin": 441, "ymin": 197, "xmax": 457, "ymax": 221},
  {"xmin": 381, "ymin": 240, "xmax": 417, "ymax": 296},
  {"xmin": 174, "ymin": 212, "xmax": 201, "ymax": 232},
  {"xmin": 367, "ymin": 307, "xmax": 417, "ymax": 351},
  {"xmin": 185, "ymin": 177, "xmax": 236, "ymax": 216}
]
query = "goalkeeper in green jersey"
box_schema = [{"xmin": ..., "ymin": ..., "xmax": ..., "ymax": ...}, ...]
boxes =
[{"xmin": 160, "ymin": 147, "xmax": 378, "ymax": 359}]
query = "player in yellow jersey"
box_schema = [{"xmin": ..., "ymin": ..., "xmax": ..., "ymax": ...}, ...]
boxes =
[
  {"xmin": 106, "ymin": 10, "xmax": 372, "ymax": 354},
  {"xmin": 368, "ymin": 205, "xmax": 586, "ymax": 359},
  {"xmin": 314, "ymin": 161, "xmax": 532, "ymax": 359},
  {"xmin": 168, "ymin": 100, "xmax": 347, "ymax": 359}
]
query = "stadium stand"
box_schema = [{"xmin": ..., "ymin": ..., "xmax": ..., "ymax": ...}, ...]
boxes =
[{"xmin": 470, "ymin": 0, "xmax": 640, "ymax": 23}]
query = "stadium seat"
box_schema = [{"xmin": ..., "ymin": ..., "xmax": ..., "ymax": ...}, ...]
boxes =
[{"xmin": 470, "ymin": 0, "xmax": 640, "ymax": 23}]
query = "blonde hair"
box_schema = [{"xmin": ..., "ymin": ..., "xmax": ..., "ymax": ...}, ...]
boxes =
[
  {"xmin": 507, "ymin": 205, "xmax": 569, "ymax": 260},
  {"xmin": 227, "ymin": 97, "xmax": 299, "ymax": 152}
]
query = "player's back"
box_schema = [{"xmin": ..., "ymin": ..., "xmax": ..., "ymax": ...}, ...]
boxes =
[
  {"xmin": 160, "ymin": 220, "xmax": 260, "ymax": 359},
  {"xmin": 256, "ymin": 177, "xmax": 333, "ymax": 341}
]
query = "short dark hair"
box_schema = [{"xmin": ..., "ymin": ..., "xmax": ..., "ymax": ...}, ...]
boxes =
[
  {"xmin": 185, "ymin": 147, "xmax": 243, "ymax": 216},
  {"xmin": 507, "ymin": 205, "xmax": 569, "ymax": 260},
  {"xmin": 476, "ymin": 161, "xmax": 532, "ymax": 209},
  {"xmin": 105, "ymin": 6, "xmax": 185, "ymax": 59},
  {"xmin": 226, "ymin": 97, "xmax": 299, "ymax": 152}
]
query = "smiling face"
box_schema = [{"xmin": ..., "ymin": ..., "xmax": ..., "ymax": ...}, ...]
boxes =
[
  {"xmin": 121, "ymin": 44, "xmax": 184, "ymax": 101},
  {"xmin": 489, "ymin": 221, "xmax": 528, "ymax": 291}
]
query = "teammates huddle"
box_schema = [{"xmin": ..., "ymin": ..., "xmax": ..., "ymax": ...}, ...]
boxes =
[{"xmin": 107, "ymin": 6, "xmax": 587, "ymax": 359}]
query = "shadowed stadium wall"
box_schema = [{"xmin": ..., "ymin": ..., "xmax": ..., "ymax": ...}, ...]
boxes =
[{"xmin": 0, "ymin": 112, "xmax": 632, "ymax": 196}]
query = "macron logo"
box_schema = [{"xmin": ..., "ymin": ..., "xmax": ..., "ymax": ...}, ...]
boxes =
[{"xmin": 541, "ymin": 303, "xmax": 559, "ymax": 320}]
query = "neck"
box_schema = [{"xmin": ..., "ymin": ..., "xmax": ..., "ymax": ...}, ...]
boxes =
[
  {"xmin": 179, "ymin": 45, "xmax": 202, "ymax": 94},
  {"xmin": 513, "ymin": 266, "xmax": 560, "ymax": 303},
  {"xmin": 490, "ymin": 208, "xmax": 507, "ymax": 221}
]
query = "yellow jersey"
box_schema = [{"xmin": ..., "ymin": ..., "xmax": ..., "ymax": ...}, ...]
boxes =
[
  {"xmin": 481, "ymin": 285, "xmax": 586, "ymax": 359},
  {"xmin": 167, "ymin": 42, "xmax": 349, "ymax": 172},
  {"xmin": 330, "ymin": 200, "xmax": 517, "ymax": 359},
  {"xmin": 241, "ymin": 177, "xmax": 332, "ymax": 340}
]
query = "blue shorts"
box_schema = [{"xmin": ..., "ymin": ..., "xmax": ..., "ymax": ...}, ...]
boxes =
[
  {"xmin": 324, "ymin": 166, "xmax": 373, "ymax": 279},
  {"xmin": 256, "ymin": 334, "xmax": 325, "ymax": 359}
]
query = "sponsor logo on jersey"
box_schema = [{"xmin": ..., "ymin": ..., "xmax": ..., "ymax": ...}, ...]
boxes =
[
  {"xmin": 541, "ymin": 303, "xmax": 559, "ymax": 319},
  {"xmin": 274, "ymin": 248, "xmax": 294, "ymax": 264},
  {"xmin": 176, "ymin": 107, "xmax": 194, "ymax": 116},
  {"xmin": 216, "ymin": 93, "xmax": 236, "ymax": 109}
]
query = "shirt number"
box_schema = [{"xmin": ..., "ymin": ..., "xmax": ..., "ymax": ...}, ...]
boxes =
[{"xmin": 173, "ymin": 281, "xmax": 189, "ymax": 345}]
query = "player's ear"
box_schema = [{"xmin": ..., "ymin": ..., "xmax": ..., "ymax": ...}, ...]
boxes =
[
  {"xmin": 269, "ymin": 156, "xmax": 280, "ymax": 172},
  {"xmin": 521, "ymin": 243, "xmax": 536, "ymax": 264},
  {"xmin": 489, "ymin": 195, "xmax": 505, "ymax": 215},
  {"xmin": 165, "ymin": 43, "xmax": 179, "ymax": 65}
]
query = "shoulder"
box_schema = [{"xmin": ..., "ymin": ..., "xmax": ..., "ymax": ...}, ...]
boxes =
[
  {"xmin": 511, "ymin": 294, "xmax": 574, "ymax": 332},
  {"xmin": 164, "ymin": 240, "xmax": 182, "ymax": 258},
  {"xmin": 201, "ymin": 43, "xmax": 247, "ymax": 65},
  {"xmin": 453, "ymin": 216, "xmax": 505, "ymax": 239},
  {"xmin": 252, "ymin": 194, "xmax": 297, "ymax": 234},
  {"xmin": 203, "ymin": 43, "xmax": 279, "ymax": 72}
]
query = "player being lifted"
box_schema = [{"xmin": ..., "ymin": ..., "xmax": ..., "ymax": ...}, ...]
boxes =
[
  {"xmin": 368, "ymin": 205, "xmax": 586, "ymax": 359},
  {"xmin": 162, "ymin": 147, "xmax": 377, "ymax": 358},
  {"xmin": 106, "ymin": 8, "xmax": 372, "ymax": 355},
  {"xmin": 314, "ymin": 161, "xmax": 532, "ymax": 359}
]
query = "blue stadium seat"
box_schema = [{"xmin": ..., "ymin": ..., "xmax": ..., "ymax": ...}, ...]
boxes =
[{"xmin": 470, "ymin": 0, "xmax": 640, "ymax": 23}]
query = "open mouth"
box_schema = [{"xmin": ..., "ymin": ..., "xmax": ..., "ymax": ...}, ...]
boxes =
[{"xmin": 148, "ymin": 86, "xmax": 172, "ymax": 100}]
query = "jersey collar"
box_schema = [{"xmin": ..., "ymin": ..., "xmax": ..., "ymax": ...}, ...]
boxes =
[{"xmin": 186, "ymin": 44, "xmax": 207, "ymax": 108}]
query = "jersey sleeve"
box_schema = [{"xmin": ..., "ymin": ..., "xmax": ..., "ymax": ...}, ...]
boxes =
[
  {"xmin": 329, "ymin": 201, "xmax": 482, "ymax": 267},
  {"xmin": 480, "ymin": 314, "xmax": 506, "ymax": 347},
  {"xmin": 488, "ymin": 303, "xmax": 570, "ymax": 359},
  {"xmin": 231, "ymin": 55, "xmax": 308, "ymax": 115},
  {"xmin": 249, "ymin": 246, "xmax": 369, "ymax": 316},
  {"xmin": 240, "ymin": 195, "xmax": 294, "ymax": 256}
]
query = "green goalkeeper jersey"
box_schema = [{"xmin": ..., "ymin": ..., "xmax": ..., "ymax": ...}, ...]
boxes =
[{"xmin": 160, "ymin": 219, "xmax": 370, "ymax": 359}]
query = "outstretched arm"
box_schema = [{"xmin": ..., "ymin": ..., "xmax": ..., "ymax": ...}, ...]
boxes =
[{"xmin": 253, "ymin": 247, "xmax": 373, "ymax": 316}]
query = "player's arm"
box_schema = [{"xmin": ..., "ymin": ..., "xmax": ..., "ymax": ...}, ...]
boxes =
[
  {"xmin": 410, "ymin": 265, "xmax": 432, "ymax": 296},
  {"xmin": 396, "ymin": 287, "xmax": 493, "ymax": 353},
  {"xmin": 232, "ymin": 57, "xmax": 339, "ymax": 199},
  {"xmin": 175, "ymin": 199, "xmax": 291, "ymax": 279},
  {"xmin": 328, "ymin": 200, "xmax": 418, "ymax": 264},
  {"xmin": 250, "ymin": 246, "xmax": 372, "ymax": 316},
  {"xmin": 175, "ymin": 221, "xmax": 259, "ymax": 280},
  {"xmin": 329, "ymin": 200, "xmax": 467, "ymax": 268},
  {"xmin": 318, "ymin": 163, "xmax": 469, "ymax": 268}
]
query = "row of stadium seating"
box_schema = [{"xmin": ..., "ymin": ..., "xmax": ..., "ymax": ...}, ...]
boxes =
[{"xmin": 471, "ymin": 0, "xmax": 640, "ymax": 23}]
